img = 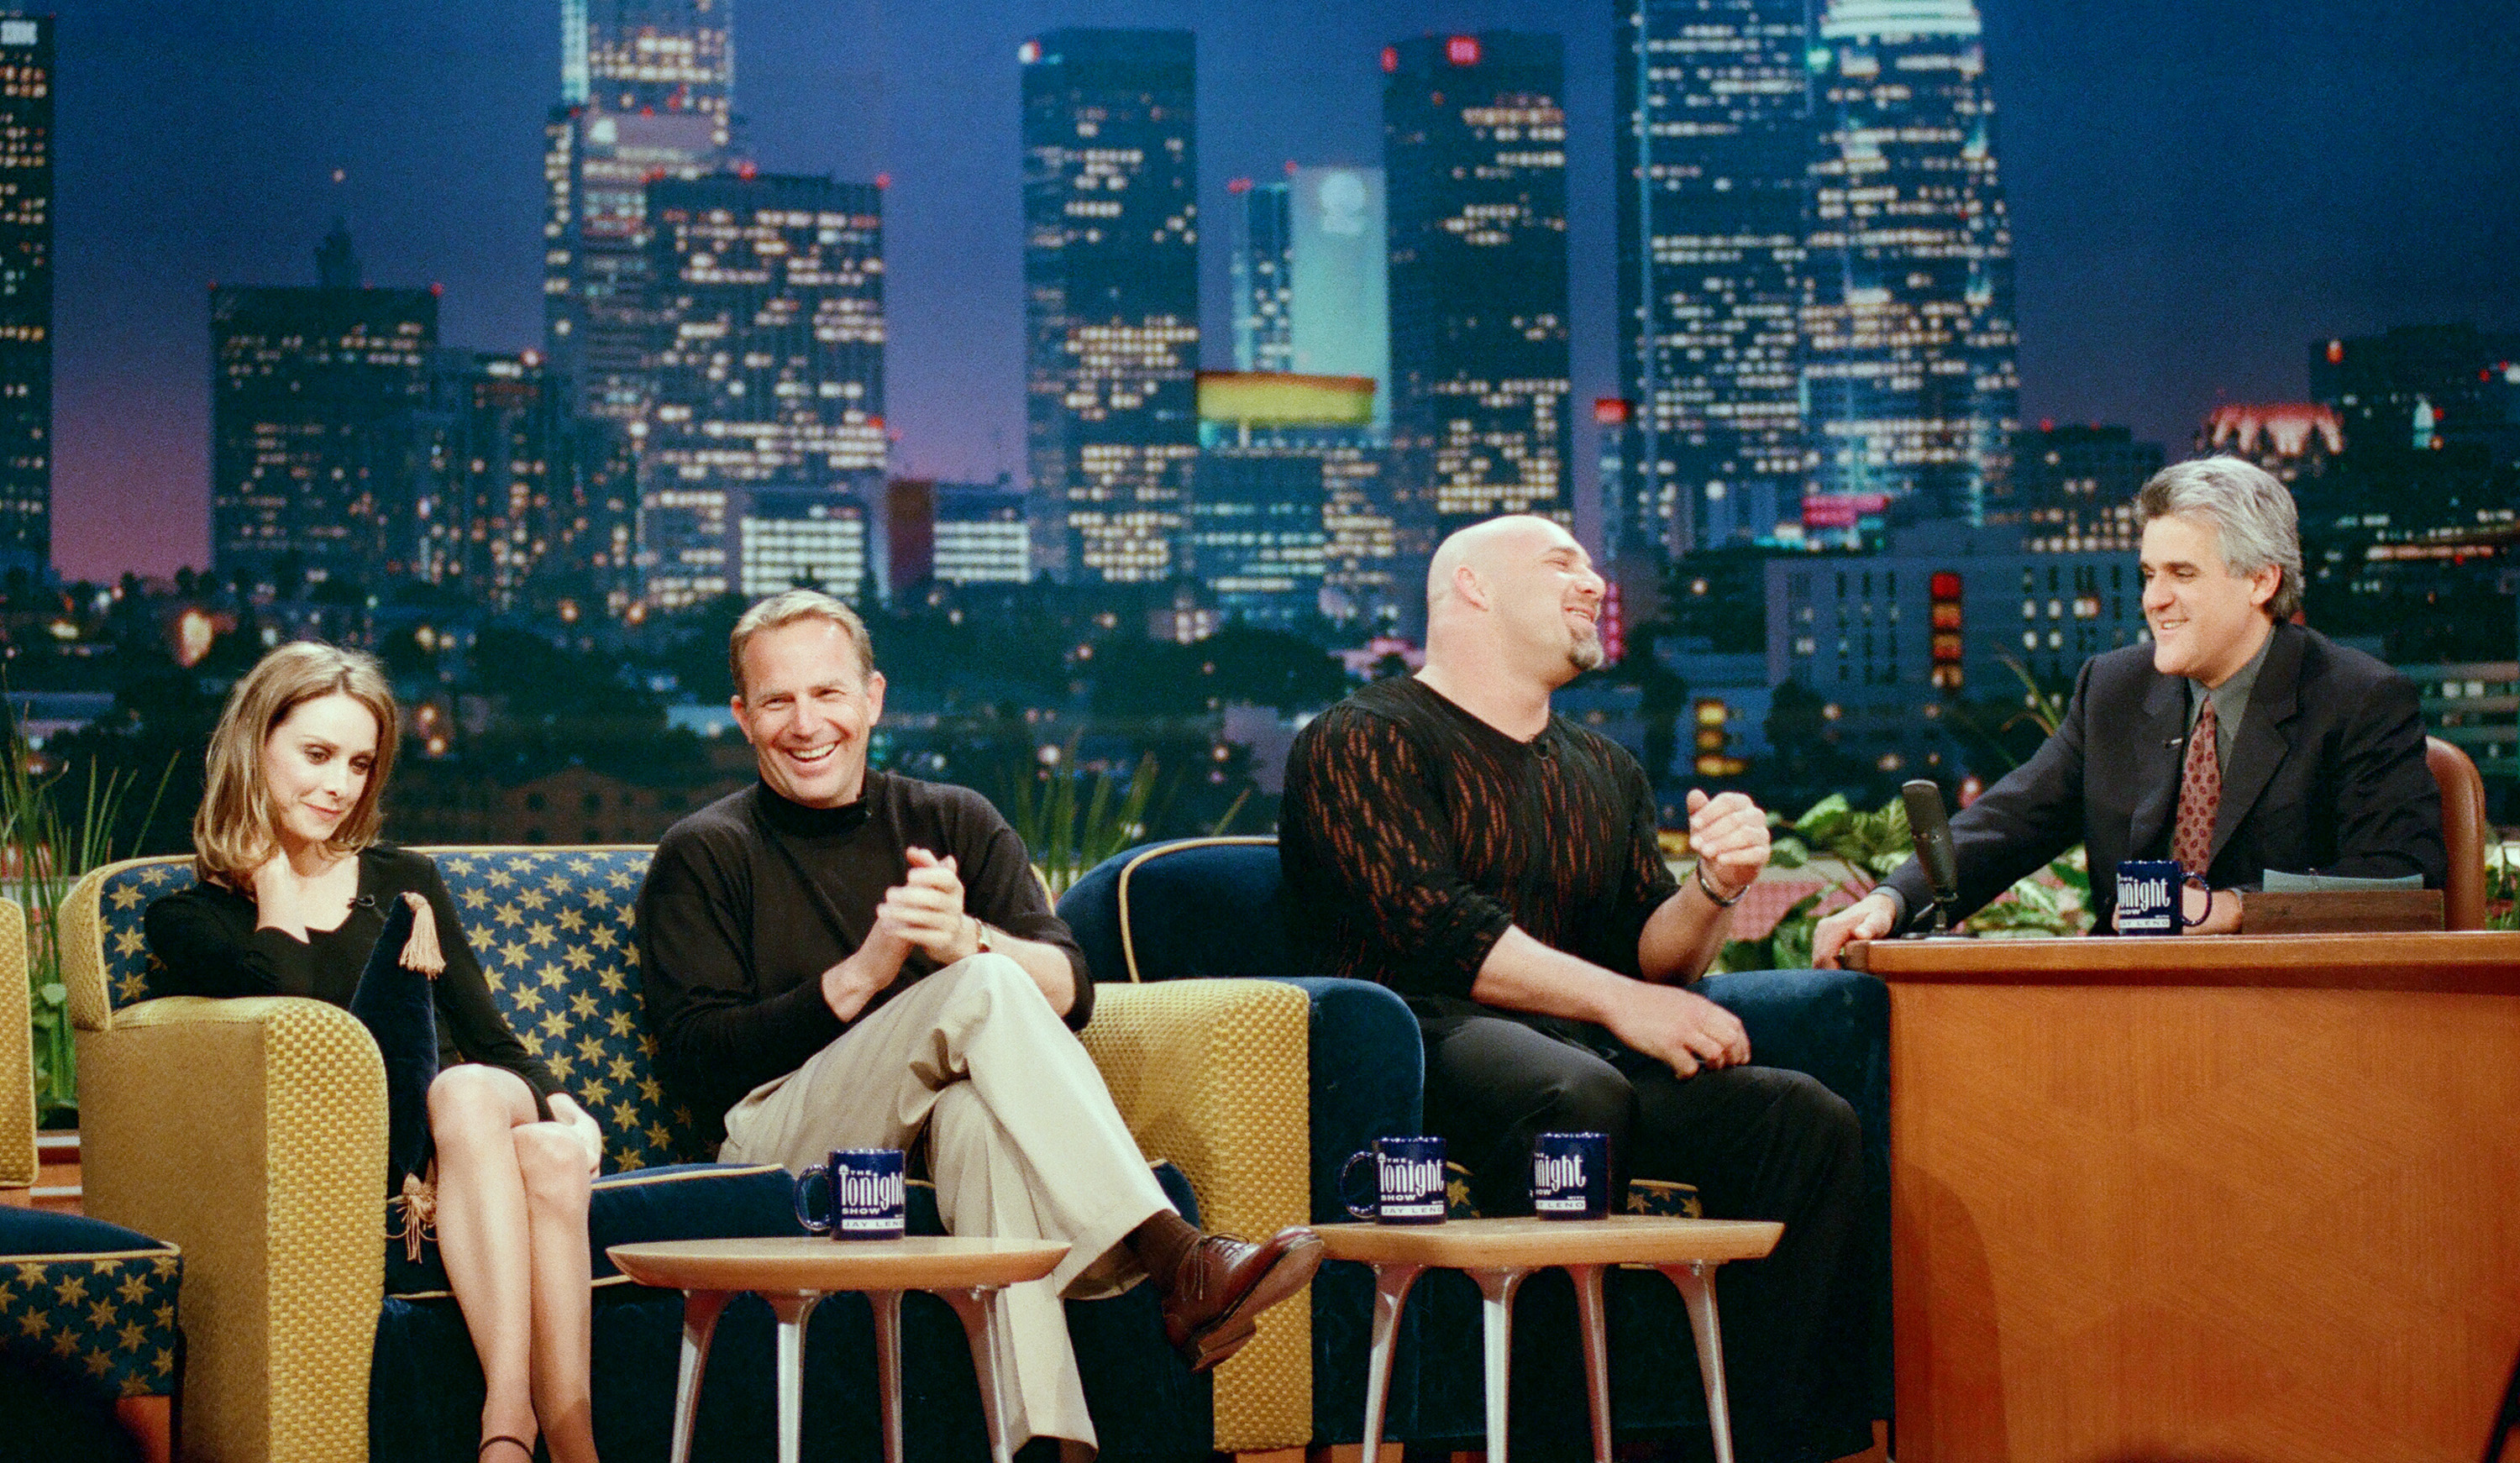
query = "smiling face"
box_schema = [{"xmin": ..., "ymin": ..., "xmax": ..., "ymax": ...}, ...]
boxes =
[
  {"xmin": 1484, "ymin": 521, "xmax": 1608, "ymax": 681},
  {"xmin": 2139, "ymin": 512, "xmax": 2280, "ymax": 687},
  {"xmin": 260, "ymin": 692, "xmax": 381, "ymax": 856},
  {"xmin": 730, "ymin": 616, "xmax": 887, "ymax": 809}
]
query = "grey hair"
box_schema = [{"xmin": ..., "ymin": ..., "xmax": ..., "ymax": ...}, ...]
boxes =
[
  {"xmin": 2134, "ymin": 456, "xmax": 2303, "ymax": 619},
  {"xmin": 728, "ymin": 589, "xmax": 876, "ymax": 699}
]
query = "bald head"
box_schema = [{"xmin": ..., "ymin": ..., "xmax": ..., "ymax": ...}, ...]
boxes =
[
  {"xmin": 1422, "ymin": 514, "xmax": 1606, "ymax": 686},
  {"xmin": 1428, "ymin": 515, "xmax": 1570, "ymax": 611}
]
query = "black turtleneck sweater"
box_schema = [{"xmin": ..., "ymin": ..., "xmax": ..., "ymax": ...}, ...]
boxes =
[{"xmin": 636, "ymin": 773, "xmax": 1092, "ymax": 1139}]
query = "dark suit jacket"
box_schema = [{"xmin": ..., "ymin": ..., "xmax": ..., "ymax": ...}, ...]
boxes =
[{"xmin": 1884, "ymin": 621, "xmax": 2445, "ymax": 932}]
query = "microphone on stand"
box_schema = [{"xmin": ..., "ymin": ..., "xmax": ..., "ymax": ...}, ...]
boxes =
[{"xmin": 1900, "ymin": 778, "xmax": 1963, "ymax": 936}]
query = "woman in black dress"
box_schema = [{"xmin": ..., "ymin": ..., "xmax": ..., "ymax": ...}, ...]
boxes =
[{"xmin": 145, "ymin": 642, "xmax": 605, "ymax": 1463}]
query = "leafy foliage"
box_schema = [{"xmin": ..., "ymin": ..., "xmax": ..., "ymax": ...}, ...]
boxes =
[
  {"xmin": 2488, "ymin": 843, "xmax": 2520, "ymax": 931},
  {"xmin": 3, "ymin": 700, "xmax": 176, "ymax": 1120},
  {"xmin": 1714, "ymin": 789, "xmax": 2090, "ymax": 973}
]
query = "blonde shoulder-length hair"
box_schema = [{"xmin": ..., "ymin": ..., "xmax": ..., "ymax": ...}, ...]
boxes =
[{"xmin": 193, "ymin": 642, "xmax": 400, "ymax": 887}]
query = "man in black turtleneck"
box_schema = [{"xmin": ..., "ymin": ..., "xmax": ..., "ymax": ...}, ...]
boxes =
[{"xmin": 636, "ymin": 590, "xmax": 1320, "ymax": 1456}]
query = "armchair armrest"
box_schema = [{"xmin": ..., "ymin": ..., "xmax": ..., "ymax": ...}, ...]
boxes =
[
  {"xmin": 78, "ymin": 994, "xmax": 387, "ymax": 1463},
  {"xmin": 1079, "ymin": 978, "xmax": 1310, "ymax": 1453},
  {"xmin": 0, "ymin": 899, "xmax": 28, "ymax": 1188}
]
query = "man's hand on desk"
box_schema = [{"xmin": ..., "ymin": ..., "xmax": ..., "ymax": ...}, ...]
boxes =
[{"xmin": 1814, "ymin": 891, "xmax": 1900, "ymax": 968}]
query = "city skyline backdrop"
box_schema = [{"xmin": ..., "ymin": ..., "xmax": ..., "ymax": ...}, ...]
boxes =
[{"xmin": 49, "ymin": 0, "xmax": 2520, "ymax": 579}]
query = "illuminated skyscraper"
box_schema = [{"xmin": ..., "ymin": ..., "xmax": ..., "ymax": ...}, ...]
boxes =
[
  {"xmin": 1230, "ymin": 178, "xmax": 1293, "ymax": 374},
  {"xmin": 210, "ymin": 230, "xmax": 437, "ymax": 593},
  {"xmin": 637, "ymin": 172, "xmax": 885, "ymax": 609},
  {"xmin": 1614, "ymin": 0, "xmax": 1809, "ymax": 563},
  {"xmin": 417, "ymin": 350, "xmax": 635, "ymax": 614},
  {"xmin": 2004, "ymin": 422, "xmax": 2162, "ymax": 552},
  {"xmin": 544, "ymin": 0, "xmax": 733, "ymax": 422},
  {"xmin": 1803, "ymin": 0, "xmax": 2017, "ymax": 523},
  {"xmin": 1383, "ymin": 32, "xmax": 1572, "ymax": 578},
  {"xmin": 1021, "ymin": 28, "xmax": 1200, "ymax": 584},
  {"xmin": 0, "ymin": 14, "xmax": 49, "ymax": 578}
]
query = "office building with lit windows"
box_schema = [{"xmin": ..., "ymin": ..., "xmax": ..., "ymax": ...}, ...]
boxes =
[
  {"xmin": 2311, "ymin": 324, "xmax": 2520, "ymax": 469},
  {"xmin": 1803, "ymin": 0, "xmax": 2018, "ymax": 525},
  {"xmin": 1230, "ymin": 178, "xmax": 1293, "ymax": 375},
  {"xmin": 1766, "ymin": 522, "xmax": 2136, "ymax": 774},
  {"xmin": 934, "ymin": 480, "xmax": 1032, "ymax": 586},
  {"xmin": 210, "ymin": 230, "xmax": 437, "ymax": 594},
  {"xmin": 1383, "ymin": 31, "xmax": 1572, "ymax": 585},
  {"xmin": 1189, "ymin": 446, "xmax": 1326, "ymax": 626},
  {"xmin": 2001, "ymin": 422, "xmax": 2164, "ymax": 553},
  {"xmin": 417, "ymin": 350, "xmax": 635, "ymax": 615},
  {"xmin": 1225, "ymin": 165, "xmax": 1399, "ymax": 623},
  {"xmin": 1021, "ymin": 28, "xmax": 1200, "ymax": 584},
  {"xmin": 0, "ymin": 13, "xmax": 48, "ymax": 578},
  {"xmin": 739, "ymin": 494, "xmax": 868, "ymax": 600},
  {"xmin": 1614, "ymin": 0, "xmax": 1810, "ymax": 564},
  {"xmin": 543, "ymin": 0, "xmax": 733, "ymax": 422},
  {"xmin": 637, "ymin": 171, "xmax": 885, "ymax": 609}
]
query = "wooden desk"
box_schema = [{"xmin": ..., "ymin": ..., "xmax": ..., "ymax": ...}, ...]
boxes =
[{"xmin": 1845, "ymin": 933, "xmax": 2520, "ymax": 1462}]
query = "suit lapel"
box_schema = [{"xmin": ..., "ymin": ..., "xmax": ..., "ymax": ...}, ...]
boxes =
[
  {"xmin": 2211, "ymin": 623, "xmax": 2302, "ymax": 863},
  {"xmin": 2126, "ymin": 669, "xmax": 2188, "ymax": 859}
]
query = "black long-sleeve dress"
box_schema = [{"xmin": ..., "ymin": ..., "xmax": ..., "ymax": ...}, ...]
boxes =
[{"xmin": 144, "ymin": 842, "xmax": 560, "ymax": 1118}]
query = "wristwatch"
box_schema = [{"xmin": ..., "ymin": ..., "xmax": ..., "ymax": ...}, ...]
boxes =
[{"xmin": 967, "ymin": 915, "xmax": 998, "ymax": 957}]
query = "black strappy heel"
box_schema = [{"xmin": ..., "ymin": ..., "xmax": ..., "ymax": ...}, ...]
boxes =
[{"xmin": 478, "ymin": 1438, "xmax": 535, "ymax": 1461}]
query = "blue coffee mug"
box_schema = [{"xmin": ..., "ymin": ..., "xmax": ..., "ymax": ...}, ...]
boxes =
[
  {"xmin": 794, "ymin": 1147, "xmax": 907, "ymax": 1240},
  {"xmin": 1338, "ymin": 1135, "xmax": 1446, "ymax": 1224},
  {"xmin": 2115, "ymin": 859, "xmax": 2218, "ymax": 935},
  {"xmin": 1532, "ymin": 1130, "xmax": 1610, "ymax": 1219}
]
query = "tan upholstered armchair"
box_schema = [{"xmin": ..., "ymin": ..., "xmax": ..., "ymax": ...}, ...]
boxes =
[
  {"xmin": 1, "ymin": 898, "xmax": 29, "ymax": 1192},
  {"xmin": 63, "ymin": 848, "xmax": 1314, "ymax": 1463}
]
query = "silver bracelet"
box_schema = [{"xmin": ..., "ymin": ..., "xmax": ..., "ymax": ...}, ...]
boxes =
[{"xmin": 1694, "ymin": 860, "xmax": 1746, "ymax": 908}]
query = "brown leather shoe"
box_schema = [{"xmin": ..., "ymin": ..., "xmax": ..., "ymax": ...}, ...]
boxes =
[{"xmin": 1159, "ymin": 1226, "xmax": 1326, "ymax": 1371}]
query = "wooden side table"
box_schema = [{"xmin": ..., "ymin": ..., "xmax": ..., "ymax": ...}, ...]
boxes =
[
  {"xmin": 1317, "ymin": 1215, "xmax": 1783, "ymax": 1463},
  {"xmin": 608, "ymin": 1235, "xmax": 1069, "ymax": 1463}
]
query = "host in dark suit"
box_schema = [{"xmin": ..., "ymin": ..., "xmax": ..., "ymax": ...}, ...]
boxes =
[{"xmin": 1814, "ymin": 456, "xmax": 2445, "ymax": 961}]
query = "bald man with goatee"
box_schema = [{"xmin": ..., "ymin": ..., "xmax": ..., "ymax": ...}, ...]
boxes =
[{"xmin": 1281, "ymin": 516, "xmax": 1875, "ymax": 1463}]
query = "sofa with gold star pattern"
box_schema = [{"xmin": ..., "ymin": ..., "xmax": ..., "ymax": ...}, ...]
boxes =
[{"xmin": 61, "ymin": 848, "xmax": 1313, "ymax": 1463}]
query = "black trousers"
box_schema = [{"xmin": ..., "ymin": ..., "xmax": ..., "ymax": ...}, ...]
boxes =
[{"xmin": 1420, "ymin": 1009, "xmax": 1871, "ymax": 1463}]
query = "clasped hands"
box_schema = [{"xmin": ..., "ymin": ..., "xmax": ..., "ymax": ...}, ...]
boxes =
[{"xmin": 820, "ymin": 847, "xmax": 982, "ymax": 1020}]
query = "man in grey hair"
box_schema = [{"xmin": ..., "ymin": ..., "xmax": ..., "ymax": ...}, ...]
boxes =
[{"xmin": 1814, "ymin": 454, "xmax": 2445, "ymax": 959}]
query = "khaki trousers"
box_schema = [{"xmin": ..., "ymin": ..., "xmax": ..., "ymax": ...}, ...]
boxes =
[{"xmin": 719, "ymin": 954, "xmax": 1172, "ymax": 1452}]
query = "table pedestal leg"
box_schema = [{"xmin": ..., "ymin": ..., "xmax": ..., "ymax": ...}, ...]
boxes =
[
  {"xmin": 1658, "ymin": 1261, "xmax": 1735, "ymax": 1463},
  {"xmin": 869, "ymin": 1289, "xmax": 905, "ymax": 1463},
  {"xmin": 1359, "ymin": 1263, "xmax": 1424, "ymax": 1462},
  {"xmin": 669, "ymin": 1289, "xmax": 731, "ymax": 1463},
  {"xmin": 1470, "ymin": 1267, "xmax": 1530, "ymax": 1463},
  {"xmin": 765, "ymin": 1293, "xmax": 824, "ymax": 1463},
  {"xmin": 938, "ymin": 1285, "xmax": 1018, "ymax": 1463},
  {"xmin": 1567, "ymin": 1264, "xmax": 1613, "ymax": 1463}
]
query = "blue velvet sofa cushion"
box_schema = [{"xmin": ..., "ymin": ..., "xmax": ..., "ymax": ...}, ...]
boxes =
[
  {"xmin": 385, "ymin": 1161, "xmax": 801, "ymax": 1298},
  {"xmin": 0, "ymin": 1207, "xmax": 183, "ymax": 1406}
]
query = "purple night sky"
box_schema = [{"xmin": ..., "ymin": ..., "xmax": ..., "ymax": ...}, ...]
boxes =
[{"xmin": 49, "ymin": 0, "xmax": 2520, "ymax": 579}]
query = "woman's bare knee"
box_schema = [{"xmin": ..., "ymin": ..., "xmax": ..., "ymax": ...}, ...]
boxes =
[
  {"xmin": 512, "ymin": 1124, "xmax": 592, "ymax": 1210},
  {"xmin": 428, "ymin": 1064, "xmax": 534, "ymax": 1140}
]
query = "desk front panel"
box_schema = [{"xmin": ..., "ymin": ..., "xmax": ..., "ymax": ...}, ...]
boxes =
[{"xmin": 1890, "ymin": 974, "xmax": 2520, "ymax": 1463}]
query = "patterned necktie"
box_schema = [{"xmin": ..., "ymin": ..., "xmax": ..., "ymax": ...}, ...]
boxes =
[{"xmin": 2172, "ymin": 697, "xmax": 2220, "ymax": 876}]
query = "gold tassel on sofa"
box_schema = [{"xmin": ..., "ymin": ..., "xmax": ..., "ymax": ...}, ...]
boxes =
[
  {"xmin": 391, "ymin": 1172, "xmax": 438, "ymax": 1264},
  {"xmin": 398, "ymin": 893, "xmax": 444, "ymax": 977}
]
